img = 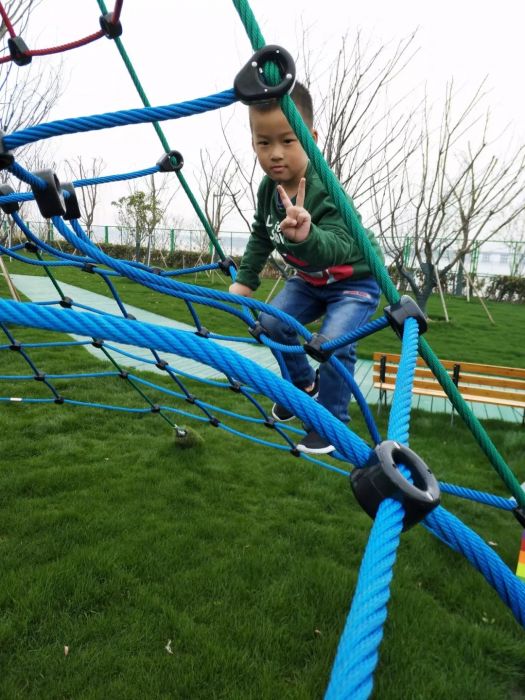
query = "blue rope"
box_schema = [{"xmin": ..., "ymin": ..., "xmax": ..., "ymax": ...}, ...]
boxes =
[
  {"xmin": 0, "ymin": 298, "xmax": 373, "ymax": 466},
  {"xmin": 326, "ymin": 319, "xmax": 419, "ymax": 698},
  {"xmin": 424, "ymin": 506, "xmax": 525, "ymax": 626},
  {"xmin": 3, "ymin": 90, "xmax": 237, "ymax": 150},
  {"xmin": 439, "ymin": 482, "xmax": 516, "ymax": 510}
]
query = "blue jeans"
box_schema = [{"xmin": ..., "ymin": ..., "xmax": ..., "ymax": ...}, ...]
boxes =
[{"xmin": 258, "ymin": 275, "xmax": 380, "ymax": 423}]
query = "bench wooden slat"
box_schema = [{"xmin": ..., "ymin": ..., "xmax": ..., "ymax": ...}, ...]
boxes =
[{"xmin": 372, "ymin": 352, "xmax": 525, "ymax": 414}]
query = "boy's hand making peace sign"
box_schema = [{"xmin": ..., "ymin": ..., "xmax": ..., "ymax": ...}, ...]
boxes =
[{"xmin": 276, "ymin": 178, "xmax": 311, "ymax": 243}]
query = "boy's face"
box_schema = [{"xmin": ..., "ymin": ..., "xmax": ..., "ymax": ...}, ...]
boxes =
[{"xmin": 250, "ymin": 106, "xmax": 317, "ymax": 194}]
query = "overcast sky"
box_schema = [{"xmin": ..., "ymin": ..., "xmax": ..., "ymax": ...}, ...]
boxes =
[{"xmin": 15, "ymin": 0, "xmax": 525, "ymax": 229}]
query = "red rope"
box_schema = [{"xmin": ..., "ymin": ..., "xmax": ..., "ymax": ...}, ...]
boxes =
[
  {"xmin": 28, "ymin": 29, "xmax": 105, "ymax": 56},
  {"xmin": 0, "ymin": 0, "xmax": 124, "ymax": 65},
  {"xmin": 112, "ymin": 0, "xmax": 124, "ymax": 24},
  {"xmin": 0, "ymin": 29, "xmax": 105, "ymax": 64},
  {"xmin": 0, "ymin": 2, "xmax": 16, "ymax": 37}
]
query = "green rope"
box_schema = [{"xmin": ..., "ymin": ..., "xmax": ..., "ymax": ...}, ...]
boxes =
[
  {"xmin": 231, "ymin": 0, "xmax": 524, "ymax": 507},
  {"xmin": 96, "ymin": 0, "xmax": 226, "ymax": 261}
]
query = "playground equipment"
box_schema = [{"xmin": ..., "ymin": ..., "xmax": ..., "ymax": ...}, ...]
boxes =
[{"xmin": 0, "ymin": 2, "xmax": 524, "ymax": 698}]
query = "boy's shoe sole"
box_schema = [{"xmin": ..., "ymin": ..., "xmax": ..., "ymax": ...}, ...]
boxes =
[{"xmin": 296, "ymin": 429, "xmax": 335, "ymax": 455}]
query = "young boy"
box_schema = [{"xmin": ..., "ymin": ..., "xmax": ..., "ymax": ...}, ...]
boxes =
[{"xmin": 229, "ymin": 82, "xmax": 383, "ymax": 455}]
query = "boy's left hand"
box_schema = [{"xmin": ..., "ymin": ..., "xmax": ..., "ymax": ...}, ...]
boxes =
[{"xmin": 277, "ymin": 178, "xmax": 311, "ymax": 243}]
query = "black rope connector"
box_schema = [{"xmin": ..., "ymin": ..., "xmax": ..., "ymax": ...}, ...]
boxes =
[
  {"xmin": 248, "ymin": 321, "xmax": 266, "ymax": 344},
  {"xmin": 61, "ymin": 182, "xmax": 81, "ymax": 220},
  {"xmin": 218, "ymin": 256, "xmax": 237, "ymax": 275},
  {"xmin": 304, "ymin": 333, "xmax": 332, "ymax": 363},
  {"xmin": 195, "ymin": 326, "xmax": 210, "ymax": 338},
  {"xmin": 264, "ymin": 417, "xmax": 275, "ymax": 428},
  {"xmin": 513, "ymin": 507, "xmax": 525, "ymax": 529},
  {"xmin": 290, "ymin": 447, "xmax": 301, "ymax": 457},
  {"xmin": 119, "ymin": 370, "xmax": 129, "ymax": 379},
  {"xmin": 99, "ymin": 12, "xmax": 123, "ymax": 39},
  {"xmin": 185, "ymin": 395, "xmax": 196, "ymax": 405},
  {"xmin": 384, "ymin": 295, "xmax": 427, "ymax": 339},
  {"xmin": 0, "ymin": 131, "xmax": 14, "ymax": 170},
  {"xmin": 126, "ymin": 313, "xmax": 136, "ymax": 321},
  {"xmin": 209, "ymin": 417, "xmax": 220, "ymax": 427},
  {"xmin": 0, "ymin": 183, "xmax": 19, "ymax": 214},
  {"xmin": 9, "ymin": 342, "xmax": 21, "ymax": 351},
  {"xmin": 54, "ymin": 395, "xmax": 65, "ymax": 405},
  {"xmin": 150, "ymin": 404, "xmax": 161, "ymax": 413},
  {"xmin": 83, "ymin": 263, "xmax": 96, "ymax": 274},
  {"xmin": 8, "ymin": 36, "xmax": 32, "ymax": 66},
  {"xmin": 24, "ymin": 241, "xmax": 38, "ymax": 253},
  {"xmin": 350, "ymin": 440, "xmax": 440, "ymax": 531},
  {"xmin": 150, "ymin": 267, "xmax": 163, "ymax": 275},
  {"xmin": 92, "ymin": 339, "xmax": 104, "ymax": 348},
  {"xmin": 59, "ymin": 297, "xmax": 73, "ymax": 309},
  {"xmin": 155, "ymin": 359, "xmax": 168, "ymax": 370},
  {"xmin": 234, "ymin": 45, "xmax": 296, "ymax": 104},
  {"xmin": 229, "ymin": 381, "xmax": 242, "ymax": 393},
  {"xmin": 156, "ymin": 150, "xmax": 184, "ymax": 172},
  {"xmin": 34, "ymin": 372, "xmax": 46, "ymax": 382},
  {"xmin": 31, "ymin": 170, "xmax": 66, "ymax": 218}
]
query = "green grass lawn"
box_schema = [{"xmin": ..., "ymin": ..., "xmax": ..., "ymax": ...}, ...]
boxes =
[{"xmin": 0, "ymin": 258, "xmax": 524, "ymax": 698}]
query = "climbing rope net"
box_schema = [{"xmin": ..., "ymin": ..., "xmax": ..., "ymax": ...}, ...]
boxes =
[{"xmin": 0, "ymin": 1, "xmax": 524, "ymax": 698}]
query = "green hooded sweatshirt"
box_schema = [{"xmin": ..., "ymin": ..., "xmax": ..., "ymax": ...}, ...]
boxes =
[{"xmin": 235, "ymin": 162, "xmax": 384, "ymax": 291}]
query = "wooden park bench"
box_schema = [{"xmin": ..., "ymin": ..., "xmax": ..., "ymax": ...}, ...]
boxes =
[{"xmin": 372, "ymin": 352, "xmax": 525, "ymax": 424}]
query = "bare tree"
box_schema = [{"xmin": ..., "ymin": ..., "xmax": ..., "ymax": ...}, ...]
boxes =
[
  {"xmin": 0, "ymin": 0, "xmax": 63, "ymax": 233},
  {"xmin": 301, "ymin": 29, "xmax": 421, "ymax": 210},
  {"xmin": 197, "ymin": 149, "xmax": 239, "ymax": 236},
  {"xmin": 0, "ymin": 0, "xmax": 62, "ymax": 151},
  {"xmin": 64, "ymin": 156, "xmax": 105, "ymax": 236},
  {"xmin": 371, "ymin": 81, "xmax": 525, "ymax": 312}
]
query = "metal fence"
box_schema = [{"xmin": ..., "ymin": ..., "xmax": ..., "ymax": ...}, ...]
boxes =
[{"xmin": 4, "ymin": 220, "xmax": 524, "ymax": 279}]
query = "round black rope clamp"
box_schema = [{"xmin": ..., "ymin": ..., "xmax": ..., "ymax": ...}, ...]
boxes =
[
  {"xmin": 0, "ymin": 131, "xmax": 14, "ymax": 170},
  {"xmin": 384, "ymin": 295, "xmax": 428, "ymax": 339},
  {"xmin": 126, "ymin": 313, "xmax": 136, "ymax": 321},
  {"xmin": 304, "ymin": 333, "xmax": 332, "ymax": 363},
  {"xmin": 34, "ymin": 372, "xmax": 46, "ymax": 382},
  {"xmin": 234, "ymin": 44, "xmax": 296, "ymax": 104},
  {"xmin": 218, "ymin": 256, "xmax": 237, "ymax": 275},
  {"xmin": 209, "ymin": 417, "xmax": 220, "ymax": 427},
  {"xmin": 229, "ymin": 381, "xmax": 242, "ymax": 393},
  {"xmin": 99, "ymin": 12, "xmax": 123, "ymax": 39},
  {"xmin": 156, "ymin": 150, "xmax": 184, "ymax": 172},
  {"xmin": 350, "ymin": 440, "xmax": 440, "ymax": 531},
  {"xmin": 24, "ymin": 241, "xmax": 38, "ymax": 253},
  {"xmin": 513, "ymin": 507, "xmax": 525, "ymax": 529},
  {"xmin": 54, "ymin": 395, "xmax": 64, "ymax": 405},
  {"xmin": 248, "ymin": 321, "xmax": 267, "ymax": 344},
  {"xmin": 8, "ymin": 36, "xmax": 32, "ymax": 66},
  {"xmin": 92, "ymin": 339, "xmax": 104, "ymax": 348},
  {"xmin": 195, "ymin": 326, "xmax": 210, "ymax": 338},
  {"xmin": 155, "ymin": 359, "xmax": 168, "ymax": 370},
  {"xmin": 31, "ymin": 170, "xmax": 66, "ymax": 218},
  {"xmin": 151, "ymin": 404, "xmax": 161, "ymax": 413},
  {"xmin": 0, "ymin": 184, "xmax": 20, "ymax": 214},
  {"xmin": 9, "ymin": 342, "xmax": 21, "ymax": 352},
  {"xmin": 83, "ymin": 263, "xmax": 96, "ymax": 274},
  {"xmin": 119, "ymin": 370, "xmax": 129, "ymax": 379},
  {"xmin": 59, "ymin": 297, "xmax": 73, "ymax": 309},
  {"xmin": 61, "ymin": 182, "xmax": 81, "ymax": 220}
]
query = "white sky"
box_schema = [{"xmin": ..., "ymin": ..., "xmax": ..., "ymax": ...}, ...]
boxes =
[{"xmin": 13, "ymin": 0, "xmax": 525, "ymax": 229}]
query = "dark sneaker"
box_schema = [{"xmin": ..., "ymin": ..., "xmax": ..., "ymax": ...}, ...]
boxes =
[
  {"xmin": 271, "ymin": 371, "xmax": 320, "ymax": 422},
  {"xmin": 296, "ymin": 429, "xmax": 335, "ymax": 455}
]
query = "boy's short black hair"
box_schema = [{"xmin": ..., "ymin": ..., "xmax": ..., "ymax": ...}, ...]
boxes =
[{"xmin": 249, "ymin": 80, "xmax": 314, "ymax": 128}]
